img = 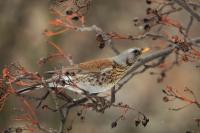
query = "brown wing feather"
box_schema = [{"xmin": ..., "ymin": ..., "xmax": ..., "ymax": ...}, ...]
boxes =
[{"xmin": 78, "ymin": 58, "xmax": 113, "ymax": 72}]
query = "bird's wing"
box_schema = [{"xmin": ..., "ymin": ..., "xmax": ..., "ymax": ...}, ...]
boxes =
[
  {"xmin": 46, "ymin": 58, "xmax": 115, "ymax": 94},
  {"xmin": 78, "ymin": 58, "xmax": 113, "ymax": 73}
]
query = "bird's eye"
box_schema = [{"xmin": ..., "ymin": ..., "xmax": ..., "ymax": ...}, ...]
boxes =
[{"xmin": 133, "ymin": 49, "xmax": 141, "ymax": 56}]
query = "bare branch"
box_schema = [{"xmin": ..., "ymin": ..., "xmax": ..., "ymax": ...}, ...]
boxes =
[{"xmin": 173, "ymin": 0, "xmax": 200, "ymax": 21}]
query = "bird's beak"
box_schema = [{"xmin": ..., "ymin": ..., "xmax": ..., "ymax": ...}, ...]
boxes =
[{"xmin": 141, "ymin": 47, "xmax": 150, "ymax": 53}]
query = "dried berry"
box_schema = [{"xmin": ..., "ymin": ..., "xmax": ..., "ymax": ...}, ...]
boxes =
[
  {"xmin": 16, "ymin": 127, "xmax": 23, "ymax": 133},
  {"xmin": 98, "ymin": 42, "xmax": 105, "ymax": 49},
  {"xmin": 42, "ymin": 105, "xmax": 48, "ymax": 109},
  {"xmin": 149, "ymin": 72, "xmax": 155, "ymax": 75},
  {"xmin": 152, "ymin": 37, "xmax": 157, "ymax": 40},
  {"xmin": 65, "ymin": 71, "xmax": 70, "ymax": 76},
  {"xmin": 72, "ymin": 16, "xmax": 79, "ymax": 21},
  {"xmin": 128, "ymin": 35, "xmax": 133, "ymax": 39},
  {"xmin": 67, "ymin": 125, "xmax": 72, "ymax": 131},
  {"xmin": 182, "ymin": 55, "xmax": 188, "ymax": 62},
  {"xmin": 163, "ymin": 96, "xmax": 169, "ymax": 102},
  {"xmin": 60, "ymin": 79, "xmax": 66, "ymax": 86},
  {"xmin": 118, "ymin": 102, "xmax": 123, "ymax": 106},
  {"xmin": 161, "ymin": 72, "xmax": 166, "ymax": 77},
  {"xmin": 179, "ymin": 43, "xmax": 189, "ymax": 52},
  {"xmin": 66, "ymin": 10, "xmax": 73, "ymax": 15},
  {"xmin": 143, "ymin": 18, "xmax": 149, "ymax": 23},
  {"xmin": 3, "ymin": 130, "xmax": 10, "ymax": 133},
  {"xmin": 77, "ymin": 112, "xmax": 81, "ymax": 116},
  {"xmin": 146, "ymin": 0, "xmax": 152, "ymax": 4},
  {"xmin": 157, "ymin": 77, "xmax": 163, "ymax": 83},
  {"xmin": 80, "ymin": 116, "xmax": 85, "ymax": 120},
  {"xmin": 135, "ymin": 120, "xmax": 141, "ymax": 127},
  {"xmin": 133, "ymin": 17, "xmax": 139, "ymax": 22},
  {"xmin": 96, "ymin": 34, "xmax": 104, "ymax": 42},
  {"xmin": 146, "ymin": 7, "xmax": 153, "ymax": 14},
  {"xmin": 142, "ymin": 118, "xmax": 149, "ymax": 127},
  {"xmin": 111, "ymin": 121, "xmax": 117, "ymax": 128},
  {"xmin": 144, "ymin": 24, "xmax": 151, "ymax": 31},
  {"xmin": 70, "ymin": 72, "xmax": 76, "ymax": 76}
]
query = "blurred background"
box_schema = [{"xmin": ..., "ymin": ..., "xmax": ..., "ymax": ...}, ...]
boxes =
[{"xmin": 0, "ymin": 0, "xmax": 200, "ymax": 132}]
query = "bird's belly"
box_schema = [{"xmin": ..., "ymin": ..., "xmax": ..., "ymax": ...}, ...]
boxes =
[
  {"xmin": 60, "ymin": 72, "xmax": 121, "ymax": 94},
  {"xmin": 71, "ymin": 74, "xmax": 117, "ymax": 94}
]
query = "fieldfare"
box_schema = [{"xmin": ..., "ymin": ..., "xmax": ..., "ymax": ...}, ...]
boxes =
[{"xmin": 17, "ymin": 48, "xmax": 149, "ymax": 95}]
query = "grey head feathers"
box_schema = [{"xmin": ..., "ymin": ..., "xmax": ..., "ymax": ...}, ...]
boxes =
[{"xmin": 112, "ymin": 48, "xmax": 142, "ymax": 66}]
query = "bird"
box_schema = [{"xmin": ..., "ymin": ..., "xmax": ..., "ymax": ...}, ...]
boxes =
[{"xmin": 17, "ymin": 48, "xmax": 149, "ymax": 95}]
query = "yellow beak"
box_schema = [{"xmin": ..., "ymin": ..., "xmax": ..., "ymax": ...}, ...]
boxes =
[{"xmin": 141, "ymin": 47, "xmax": 150, "ymax": 53}]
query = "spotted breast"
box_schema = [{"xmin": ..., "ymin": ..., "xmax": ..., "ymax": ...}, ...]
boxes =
[{"xmin": 49, "ymin": 60, "xmax": 128, "ymax": 94}]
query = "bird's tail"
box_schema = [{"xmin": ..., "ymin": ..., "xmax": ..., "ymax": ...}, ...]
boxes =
[{"xmin": 16, "ymin": 75, "xmax": 82, "ymax": 94}]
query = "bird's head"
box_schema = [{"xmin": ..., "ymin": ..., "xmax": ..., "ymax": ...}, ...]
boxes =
[{"xmin": 113, "ymin": 48, "xmax": 149, "ymax": 66}]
